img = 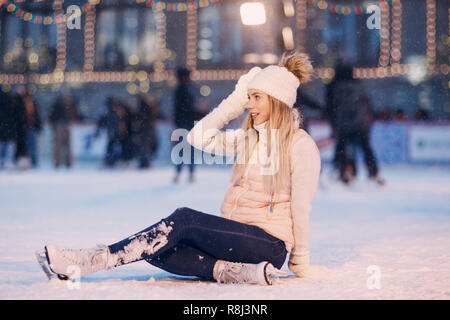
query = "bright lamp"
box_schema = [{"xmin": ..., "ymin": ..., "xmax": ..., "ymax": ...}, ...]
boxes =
[{"xmin": 240, "ymin": 2, "xmax": 266, "ymax": 26}]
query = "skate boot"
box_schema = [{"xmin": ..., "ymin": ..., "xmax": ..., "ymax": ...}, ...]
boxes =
[
  {"xmin": 42, "ymin": 244, "xmax": 113, "ymax": 280},
  {"xmin": 370, "ymin": 175, "xmax": 386, "ymax": 187},
  {"xmin": 213, "ymin": 260, "xmax": 287, "ymax": 285}
]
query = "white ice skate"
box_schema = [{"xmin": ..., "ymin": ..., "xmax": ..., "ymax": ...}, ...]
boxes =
[
  {"xmin": 213, "ymin": 260, "xmax": 287, "ymax": 285},
  {"xmin": 36, "ymin": 244, "xmax": 112, "ymax": 280}
]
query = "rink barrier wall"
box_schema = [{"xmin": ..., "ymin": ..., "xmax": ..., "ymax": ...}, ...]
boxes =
[
  {"xmin": 29, "ymin": 120, "xmax": 450, "ymax": 166},
  {"xmin": 308, "ymin": 120, "xmax": 450, "ymax": 165}
]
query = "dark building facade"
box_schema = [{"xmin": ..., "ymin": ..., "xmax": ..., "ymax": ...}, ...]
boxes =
[{"xmin": 0, "ymin": 0, "xmax": 448, "ymax": 122}]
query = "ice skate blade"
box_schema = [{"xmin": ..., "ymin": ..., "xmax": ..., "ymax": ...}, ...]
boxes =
[{"xmin": 35, "ymin": 249, "xmax": 69, "ymax": 281}]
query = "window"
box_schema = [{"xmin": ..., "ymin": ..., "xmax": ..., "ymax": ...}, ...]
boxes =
[
  {"xmin": 401, "ymin": 0, "xmax": 427, "ymax": 64},
  {"xmin": 305, "ymin": 7, "xmax": 380, "ymax": 68},
  {"xmin": 94, "ymin": 2, "xmax": 160, "ymax": 71},
  {"xmin": 435, "ymin": 0, "xmax": 449, "ymax": 66},
  {"xmin": 0, "ymin": 4, "xmax": 57, "ymax": 73},
  {"xmin": 197, "ymin": 3, "xmax": 244, "ymax": 69},
  {"xmin": 95, "ymin": 9, "xmax": 120, "ymax": 70}
]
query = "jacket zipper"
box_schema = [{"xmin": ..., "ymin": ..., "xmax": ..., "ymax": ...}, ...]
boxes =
[
  {"xmin": 229, "ymin": 144, "xmax": 275, "ymax": 218},
  {"xmin": 269, "ymin": 191, "xmax": 274, "ymax": 213}
]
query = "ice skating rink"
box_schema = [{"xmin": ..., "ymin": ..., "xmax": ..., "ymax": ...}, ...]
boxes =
[{"xmin": 0, "ymin": 164, "xmax": 449, "ymax": 299}]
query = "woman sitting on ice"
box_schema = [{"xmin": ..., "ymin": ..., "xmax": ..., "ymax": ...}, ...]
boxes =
[{"xmin": 41, "ymin": 51, "xmax": 325, "ymax": 285}]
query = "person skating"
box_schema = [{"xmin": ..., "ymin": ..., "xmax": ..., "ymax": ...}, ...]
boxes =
[
  {"xmin": 49, "ymin": 88, "xmax": 79, "ymax": 168},
  {"xmin": 135, "ymin": 94, "xmax": 159, "ymax": 169},
  {"xmin": 172, "ymin": 67, "xmax": 198, "ymax": 183},
  {"xmin": 114, "ymin": 99, "xmax": 134, "ymax": 168},
  {"xmin": 326, "ymin": 63, "xmax": 385, "ymax": 186},
  {"xmin": 19, "ymin": 86, "xmax": 42, "ymax": 168},
  {"xmin": 94, "ymin": 97, "xmax": 122, "ymax": 168},
  {"xmin": 38, "ymin": 52, "xmax": 327, "ymax": 285},
  {"xmin": 0, "ymin": 91, "xmax": 15, "ymax": 169}
]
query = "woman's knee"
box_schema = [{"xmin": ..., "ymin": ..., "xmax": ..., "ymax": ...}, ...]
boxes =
[
  {"xmin": 172, "ymin": 206, "xmax": 191, "ymax": 216},
  {"xmin": 167, "ymin": 207, "xmax": 194, "ymax": 226}
]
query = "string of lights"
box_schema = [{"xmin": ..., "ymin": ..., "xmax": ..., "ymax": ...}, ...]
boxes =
[
  {"xmin": 295, "ymin": 0, "xmax": 307, "ymax": 53},
  {"xmin": 426, "ymin": 0, "xmax": 437, "ymax": 74},
  {"xmin": 186, "ymin": 8, "xmax": 198, "ymax": 71},
  {"xmin": 83, "ymin": 5, "xmax": 96, "ymax": 72},
  {"xmin": 54, "ymin": 0, "xmax": 66, "ymax": 71},
  {"xmin": 135, "ymin": 0, "xmax": 220, "ymax": 12},
  {"xmin": 378, "ymin": 0, "xmax": 390, "ymax": 67},
  {"xmin": 0, "ymin": 0, "xmax": 220, "ymax": 26},
  {"xmin": 307, "ymin": 0, "xmax": 393, "ymax": 15},
  {"xmin": 0, "ymin": 0, "xmax": 93, "ymax": 25},
  {"xmin": 390, "ymin": 0, "xmax": 402, "ymax": 65}
]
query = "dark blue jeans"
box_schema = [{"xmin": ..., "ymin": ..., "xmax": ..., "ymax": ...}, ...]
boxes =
[{"xmin": 108, "ymin": 207, "xmax": 287, "ymax": 281}]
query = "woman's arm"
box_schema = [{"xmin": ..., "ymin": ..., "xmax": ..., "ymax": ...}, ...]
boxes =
[
  {"xmin": 289, "ymin": 136, "xmax": 321, "ymax": 276},
  {"xmin": 186, "ymin": 67, "xmax": 261, "ymax": 156}
]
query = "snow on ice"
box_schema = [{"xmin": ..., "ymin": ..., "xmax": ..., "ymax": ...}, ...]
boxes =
[
  {"xmin": 0, "ymin": 163, "xmax": 449, "ymax": 299},
  {"xmin": 110, "ymin": 220, "xmax": 173, "ymax": 266}
]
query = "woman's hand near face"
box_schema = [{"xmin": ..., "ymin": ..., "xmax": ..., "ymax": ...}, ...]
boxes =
[{"xmin": 234, "ymin": 67, "xmax": 262, "ymax": 105}]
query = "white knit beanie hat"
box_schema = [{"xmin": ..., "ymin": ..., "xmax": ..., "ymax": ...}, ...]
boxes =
[{"xmin": 247, "ymin": 65, "xmax": 300, "ymax": 108}]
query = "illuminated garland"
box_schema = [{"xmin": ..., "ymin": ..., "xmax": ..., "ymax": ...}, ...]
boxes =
[
  {"xmin": 135, "ymin": 0, "xmax": 221, "ymax": 11},
  {"xmin": 308, "ymin": 0, "xmax": 393, "ymax": 15},
  {"xmin": 0, "ymin": 0, "xmax": 95, "ymax": 25},
  {"xmin": 0, "ymin": 0, "xmax": 220, "ymax": 26}
]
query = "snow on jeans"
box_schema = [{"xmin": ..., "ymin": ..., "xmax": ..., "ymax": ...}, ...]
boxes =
[{"xmin": 107, "ymin": 207, "xmax": 287, "ymax": 280}]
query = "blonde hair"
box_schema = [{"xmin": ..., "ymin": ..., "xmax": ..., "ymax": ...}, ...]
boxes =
[{"xmin": 230, "ymin": 51, "xmax": 313, "ymax": 194}]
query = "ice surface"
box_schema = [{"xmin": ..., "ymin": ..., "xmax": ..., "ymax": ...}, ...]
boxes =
[{"xmin": 0, "ymin": 163, "xmax": 449, "ymax": 299}]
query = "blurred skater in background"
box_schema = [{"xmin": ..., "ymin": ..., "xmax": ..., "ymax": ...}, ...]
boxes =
[
  {"xmin": 326, "ymin": 62, "xmax": 385, "ymax": 186},
  {"xmin": 172, "ymin": 67, "xmax": 198, "ymax": 183},
  {"xmin": 49, "ymin": 88, "xmax": 80, "ymax": 169},
  {"xmin": 135, "ymin": 94, "xmax": 160, "ymax": 169}
]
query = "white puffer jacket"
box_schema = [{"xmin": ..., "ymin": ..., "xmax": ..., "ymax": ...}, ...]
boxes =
[{"xmin": 186, "ymin": 67, "xmax": 321, "ymax": 275}]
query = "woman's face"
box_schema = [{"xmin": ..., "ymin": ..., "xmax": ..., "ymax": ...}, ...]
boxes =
[{"xmin": 245, "ymin": 89, "xmax": 270, "ymax": 126}]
